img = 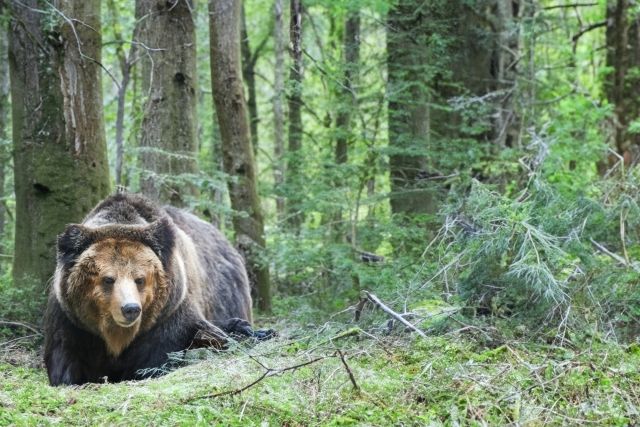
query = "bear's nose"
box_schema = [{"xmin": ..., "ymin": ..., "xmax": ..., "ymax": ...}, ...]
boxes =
[{"xmin": 121, "ymin": 303, "xmax": 141, "ymax": 322}]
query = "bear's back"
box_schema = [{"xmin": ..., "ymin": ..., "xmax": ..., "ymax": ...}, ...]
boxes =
[{"xmin": 165, "ymin": 206, "xmax": 252, "ymax": 323}]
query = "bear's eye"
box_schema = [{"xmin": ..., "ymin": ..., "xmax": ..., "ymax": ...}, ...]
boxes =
[
  {"xmin": 134, "ymin": 277, "xmax": 145, "ymax": 288},
  {"xmin": 102, "ymin": 276, "xmax": 115, "ymax": 290}
]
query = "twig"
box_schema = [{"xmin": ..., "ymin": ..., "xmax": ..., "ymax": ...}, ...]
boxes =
[
  {"xmin": 0, "ymin": 321, "xmax": 41, "ymax": 335},
  {"xmin": 354, "ymin": 298, "xmax": 367, "ymax": 322},
  {"xmin": 362, "ymin": 291, "xmax": 427, "ymax": 338},
  {"xmin": 571, "ymin": 21, "xmax": 606, "ymax": 45},
  {"xmin": 590, "ymin": 238, "xmax": 640, "ymax": 272},
  {"xmin": 184, "ymin": 356, "xmax": 330, "ymax": 402},
  {"xmin": 337, "ymin": 349, "xmax": 359, "ymax": 392},
  {"xmin": 543, "ymin": 2, "xmax": 598, "ymax": 10}
]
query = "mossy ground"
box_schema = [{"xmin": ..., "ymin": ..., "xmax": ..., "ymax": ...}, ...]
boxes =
[{"xmin": 1, "ymin": 319, "xmax": 639, "ymax": 426}]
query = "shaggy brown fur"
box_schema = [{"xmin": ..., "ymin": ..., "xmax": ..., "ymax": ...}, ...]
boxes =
[{"xmin": 44, "ymin": 192, "xmax": 253, "ymax": 385}]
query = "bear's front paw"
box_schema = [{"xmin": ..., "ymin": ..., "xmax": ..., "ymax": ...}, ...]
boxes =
[
  {"xmin": 220, "ymin": 318, "xmax": 276, "ymax": 341},
  {"xmin": 190, "ymin": 320, "xmax": 228, "ymax": 350}
]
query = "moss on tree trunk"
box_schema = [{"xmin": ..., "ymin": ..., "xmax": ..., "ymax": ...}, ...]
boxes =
[{"xmin": 8, "ymin": 0, "xmax": 110, "ymax": 306}]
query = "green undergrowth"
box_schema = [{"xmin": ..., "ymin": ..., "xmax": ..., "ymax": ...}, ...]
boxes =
[{"xmin": 1, "ymin": 321, "xmax": 639, "ymax": 426}]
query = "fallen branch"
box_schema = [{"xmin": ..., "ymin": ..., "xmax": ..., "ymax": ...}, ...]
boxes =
[
  {"xmin": 184, "ymin": 356, "xmax": 330, "ymax": 402},
  {"xmin": 0, "ymin": 321, "xmax": 41, "ymax": 335},
  {"xmin": 590, "ymin": 238, "xmax": 640, "ymax": 272},
  {"xmin": 361, "ymin": 291, "xmax": 427, "ymax": 338}
]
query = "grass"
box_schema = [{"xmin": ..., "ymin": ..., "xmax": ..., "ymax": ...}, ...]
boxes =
[{"xmin": 1, "ymin": 317, "xmax": 640, "ymax": 426}]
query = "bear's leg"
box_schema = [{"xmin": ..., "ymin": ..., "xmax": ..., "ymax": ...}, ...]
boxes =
[{"xmin": 46, "ymin": 339, "xmax": 85, "ymax": 386}]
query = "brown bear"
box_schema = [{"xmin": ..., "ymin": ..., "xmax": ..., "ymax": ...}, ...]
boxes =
[{"xmin": 44, "ymin": 192, "xmax": 258, "ymax": 385}]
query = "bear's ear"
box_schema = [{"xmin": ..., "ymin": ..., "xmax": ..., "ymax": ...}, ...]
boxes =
[
  {"xmin": 57, "ymin": 224, "xmax": 93, "ymax": 265},
  {"xmin": 144, "ymin": 217, "xmax": 175, "ymax": 269}
]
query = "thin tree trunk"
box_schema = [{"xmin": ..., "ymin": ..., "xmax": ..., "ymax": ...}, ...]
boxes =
[
  {"xmin": 241, "ymin": 5, "xmax": 259, "ymax": 154},
  {"xmin": 286, "ymin": 0, "xmax": 304, "ymax": 231},
  {"xmin": 209, "ymin": 0, "xmax": 272, "ymax": 313},
  {"xmin": 495, "ymin": 0, "xmax": 520, "ymax": 148},
  {"xmin": 107, "ymin": 0, "xmax": 137, "ymax": 187},
  {"xmin": 0, "ymin": 17, "xmax": 9, "ymax": 251},
  {"xmin": 8, "ymin": 0, "xmax": 110, "ymax": 300},
  {"xmin": 136, "ymin": 0, "xmax": 199, "ymax": 206},
  {"xmin": 334, "ymin": 12, "xmax": 359, "ymax": 166},
  {"xmin": 273, "ymin": 0, "xmax": 286, "ymax": 218},
  {"xmin": 331, "ymin": 11, "xmax": 360, "ymax": 237},
  {"xmin": 605, "ymin": 0, "xmax": 640, "ymax": 163}
]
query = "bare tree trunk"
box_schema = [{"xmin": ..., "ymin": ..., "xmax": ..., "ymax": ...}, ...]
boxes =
[
  {"xmin": 136, "ymin": 0, "xmax": 199, "ymax": 206},
  {"xmin": 331, "ymin": 11, "xmax": 360, "ymax": 236},
  {"xmin": 495, "ymin": 0, "xmax": 520, "ymax": 148},
  {"xmin": 107, "ymin": 0, "xmax": 137, "ymax": 186},
  {"xmin": 286, "ymin": 0, "xmax": 304, "ymax": 231},
  {"xmin": 605, "ymin": 0, "xmax": 640, "ymax": 163},
  {"xmin": 387, "ymin": 0, "xmax": 433, "ymax": 217},
  {"xmin": 273, "ymin": 0, "xmax": 286, "ymax": 218},
  {"xmin": 0, "ymin": 16, "xmax": 9, "ymax": 253},
  {"xmin": 8, "ymin": 0, "xmax": 110, "ymax": 300},
  {"xmin": 334, "ymin": 12, "xmax": 360, "ymax": 166},
  {"xmin": 209, "ymin": 0, "xmax": 272, "ymax": 313}
]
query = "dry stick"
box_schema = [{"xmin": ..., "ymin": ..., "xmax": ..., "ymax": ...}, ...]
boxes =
[
  {"xmin": 184, "ymin": 356, "xmax": 330, "ymax": 402},
  {"xmin": 337, "ymin": 349, "xmax": 359, "ymax": 392},
  {"xmin": 0, "ymin": 321, "xmax": 41, "ymax": 335},
  {"xmin": 589, "ymin": 238, "xmax": 640, "ymax": 272},
  {"xmin": 362, "ymin": 291, "xmax": 427, "ymax": 338}
]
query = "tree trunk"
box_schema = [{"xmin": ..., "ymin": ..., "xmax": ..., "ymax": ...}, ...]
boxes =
[
  {"xmin": 334, "ymin": 12, "xmax": 360, "ymax": 166},
  {"xmin": 107, "ymin": 0, "xmax": 137, "ymax": 186},
  {"xmin": 8, "ymin": 0, "xmax": 110, "ymax": 300},
  {"xmin": 286, "ymin": 0, "xmax": 304, "ymax": 231},
  {"xmin": 136, "ymin": 0, "xmax": 199, "ymax": 206},
  {"xmin": 495, "ymin": 0, "xmax": 520, "ymax": 148},
  {"xmin": 387, "ymin": 0, "xmax": 516, "ymax": 218},
  {"xmin": 272, "ymin": 0, "xmax": 286, "ymax": 219},
  {"xmin": 0, "ymin": 17, "xmax": 9, "ymax": 254},
  {"xmin": 387, "ymin": 0, "xmax": 434, "ymax": 217},
  {"xmin": 241, "ymin": 5, "xmax": 259, "ymax": 154},
  {"xmin": 605, "ymin": 0, "xmax": 640, "ymax": 163},
  {"xmin": 209, "ymin": 0, "xmax": 272, "ymax": 313}
]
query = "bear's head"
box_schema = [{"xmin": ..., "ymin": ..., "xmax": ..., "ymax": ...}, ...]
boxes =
[{"xmin": 54, "ymin": 218, "xmax": 180, "ymax": 356}]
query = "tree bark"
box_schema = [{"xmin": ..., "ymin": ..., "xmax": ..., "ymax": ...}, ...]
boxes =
[
  {"xmin": 241, "ymin": 4, "xmax": 259, "ymax": 154},
  {"xmin": 0, "ymin": 16, "xmax": 9, "ymax": 254},
  {"xmin": 136, "ymin": 0, "xmax": 199, "ymax": 206},
  {"xmin": 272, "ymin": 0, "xmax": 286, "ymax": 218},
  {"xmin": 209, "ymin": 0, "xmax": 272, "ymax": 313},
  {"xmin": 387, "ymin": 0, "xmax": 434, "ymax": 217},
  {"xmin": 286, "ymin": 0, "xmax": 304, "ymax": 231},
  {"xmin": 8, "ymin": 0, "xmax": 110, "ymax": 298},
  {"xmin": 107, "ymin": 0, "xmax": 137, "ymax": 186},
  {"xmin": 334, "ymin": 12, "xmax": 360, "ymax": 166},
  {"xmin": 605, "ymin": 0, "xmax": 640, "ymax": 163}
]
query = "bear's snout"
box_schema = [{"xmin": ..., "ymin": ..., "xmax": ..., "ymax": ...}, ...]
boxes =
[{"xmin": 121, "ymin": 303, "xmax": 141, "ymax": 323}]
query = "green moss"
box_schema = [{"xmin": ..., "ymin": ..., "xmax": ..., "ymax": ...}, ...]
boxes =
[{"xmin": 1, "ymin": 333, "xmax": 639, "ymax": 425}]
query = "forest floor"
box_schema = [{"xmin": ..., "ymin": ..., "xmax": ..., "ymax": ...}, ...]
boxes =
[{"xmin": 1, "ymin": 313, "xmax": 640, "ymax": 425}]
